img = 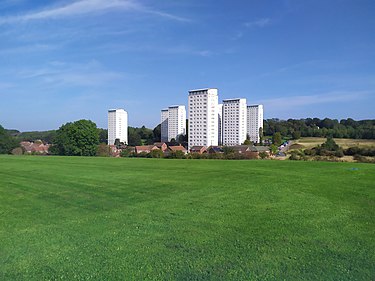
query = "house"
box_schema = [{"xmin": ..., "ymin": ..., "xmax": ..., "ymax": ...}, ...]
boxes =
[
  {"xmin": 207, "ymin": 146, "xmax": 223, "ymax": 154},
  {"xmin": 232, "ymin": 145, "xmax": 270, "ymax": 158},
  {"xmin": 108, "ymin": 145, "xmax": 121, "ymax": 157},
  {"xmin": 20, "ymin": 141, "xmax": 50, "ymax": 154},
  {"xmin": 135, "ymin": 145, "xmax": 159, "ymax": 154},
  {"xmin": 168, "ymin": 145, "xmax": 188, "ymax": 154},
  {"xmin": 190, "ymin": 146, "xmax": 207, "ymax": 154},
  {"xmin": 153, "ymin": 142, "xmax": 168, "ymax": 152}
]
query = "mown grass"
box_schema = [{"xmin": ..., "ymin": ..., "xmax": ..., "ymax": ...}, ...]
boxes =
[{"xmin": 0, "ymin": 156, "xmax": 374, "ymax": 280}]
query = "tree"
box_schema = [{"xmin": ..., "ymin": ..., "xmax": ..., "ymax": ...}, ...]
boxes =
[
  {"xmin": 0, "ymin": 125, "xmax": 19, "ymax": 154},
  {"xmin": 98, "ymin": 128, "xmax": 108, "ymax": 144},
  {"xmin": 270, "ymin": 144, "xmax": 278, "ymax": 155},
  {"xmin": 272, "ymin": 132, "xmax": 282, "ymax": 146},
  {"xmin": 292, "ymin": 131, "xmax": 301, "ymax": 140},
  {"xmin": 242, "ymin": 134, "xmax": 252, "ymax": 145},
  {"xmin": 153, "ymin": 124, "xmax": 161, "ymax": 142},
  {"xmin": 128, "ymin": 128, "xmax": 142, "ymax": 146},
  {"xmin": 150, "ymin": 149, "xmax": 163, "ymax": 158},
  {"xmin": 53, "ymin": 120, "xmax": 99, "ymax": 156},
  {"xmin": 259, "ymin": 127, "xmax": 264, "ymax": 145},
  {"xmin": 96, "ymin": 143, "xmax": 110, "ymax": 157},
  {"xmin": 242, "ymin": 139, "xmax": 252, "ymax": 145}
]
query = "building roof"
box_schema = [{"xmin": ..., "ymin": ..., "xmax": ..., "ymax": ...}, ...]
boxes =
[
  {"xmin": 169, "ymin": 145, "xmax": 187, "ymax": 151},
  {"xmin": 207, "ymin": 146, "xmax": 223, "ymax": 153},
  {"xmin": 135, "ymin": 145, "xmax": 158, "ymax": 152},
  {"xmin": 190, "ymin": 146, "xmax": 206, "ymax": 151},
  {"xmin": 223, "ymin": 98, "xmax": 246, "ymax": 102},
  {"xmin": 188, "ymin": 88, "xmax": 218, "ymax": 92}
]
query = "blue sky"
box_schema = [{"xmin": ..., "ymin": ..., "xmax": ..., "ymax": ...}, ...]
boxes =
[{"xmin": 0, "ymin": 0, "xmax": 374, "ymax": 131}]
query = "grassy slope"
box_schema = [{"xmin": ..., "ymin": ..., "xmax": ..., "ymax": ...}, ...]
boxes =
[
  {"xmin": 295, "ymin": 137, "xmax": 375, "ymax": 149},
  {"xmin": 0, "ymin": 156, "xmax": 374, "ymax": 280}
]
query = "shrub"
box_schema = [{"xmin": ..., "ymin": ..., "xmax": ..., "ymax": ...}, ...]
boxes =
[{"xmin": 11, "ymin": 147, "xmax": 24, "ymax": 155}]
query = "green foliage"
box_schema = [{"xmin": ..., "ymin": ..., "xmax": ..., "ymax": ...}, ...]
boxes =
[
  {"xmin": 53, "ymin": 120, "xmax": 99, "ymax": 156},
  {"xmin": 242, "ymin": 139, "xmax": 252, "ymax": 145},
  {"xmin": 15, "ymin": 130, "xmax": 56, "ymax": 143},
  {"xmin": 344, "ymin": 147, "xmax": 375, "ymax": 157},
  {"xmin": 270, "ymin": 144, "xmax": 278, "ymax": 155},
  {"xmin": 11, "ymin": 147, "xmax": 24, "ymax": 155},
  {"xmin": 96, "ymin": 143, "xmax": 110, "ymax": 157},
  {"xmin": 2, "ymin": 157, "xmax": 373, "ymax": 280},
  {"xmin": 120, "ymin": 148, "xmax": 135, "ymax": 157},
  {"xmin": 259, "ymin": 127, "xmax": 264, "ymax": 145},
  {"xmin": 264, "ymin": 118, "xmax": 375, "ymax": 139},
  {"xmin": 128, "ymin": 127, "xmax": 142, "ymax": 146},
  {"xmin": 152, "ymin": 124, "xmax": 161, "ymax": 142},
  {"xmin": 0, "ymin": 125, "xmax": 19, "ymax": 154},
  {"xmin": 167, "ymin": 150, "xmax": 185, "ymax": 159},
  {"xmin": 311, "ymin": 137, "xmax": 344, "ymax": 158},
  {"xmin": 289, "ymin": 150, "xmax": 308, "ymax": 161},
  {"xmin": 222, "ymin": 146, "xmax": 235, "ymax": 155},
  {"xmin": 98, "ymin": 128, "xmax": 108, "ymax": 144},
  {"xmin": 150, "ymin": 149, "xmax": 163, "ymax": 158},
  {"xmin": 258, "ymin": 151, "xmax": 269, "ymax": 159},
  {"xmin": 272, "ymin": 132, "xmax": 282, "ymax": 146},
  {"xmin": 292, "ymin": 130, "xmax": 301, "ymax": 140}
]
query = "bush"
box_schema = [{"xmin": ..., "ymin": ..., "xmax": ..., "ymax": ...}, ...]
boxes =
[
  {"xmin": 150, "ymin": 149, "xmax": 163, "ymax": 158},
  {"xmin": 11, "ymin": 147, "xmax": 24, "ymax": 155},
  {"xmin": 96, "ymin": 143, "xmax": 110, "ymax": 157}
]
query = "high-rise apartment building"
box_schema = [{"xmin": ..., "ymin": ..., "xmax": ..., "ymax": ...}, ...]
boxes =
[
  {"xmin": 217, "ymin": 104, "xmax": 223, "ymax": 145},
  {"xmin": 161, "ymin": 109, "xmax": 169, "ymax": 142},
  {"xmin": 108, "ymin": 109, "xmax": 128, "ymax": 145},
  {"xmin": 222, "ymin": 98, "xmax": 247, "ymax": 146},
  {"xmin": 160, "ymin": 105, "xmax": 186, "ymax": 142},
  {"xmin": 247, "ymin": 104, "xmax": 264, "ymax": 143},
  {"xmin": 188, "ymin": 88, "xmax": 218, "ymax": 148}
]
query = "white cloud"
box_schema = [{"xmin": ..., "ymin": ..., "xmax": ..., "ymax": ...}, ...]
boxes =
[
  {"xmin": 245, "ymin": 18, "xmax": 271, "ymax": 28},
  {"xmin": 14, "ymin": 60, "xmax": 129, "ymax": 87},
  {"xmin": 0, "ymin": 0, "xmax": 188, "ymax": 25}
]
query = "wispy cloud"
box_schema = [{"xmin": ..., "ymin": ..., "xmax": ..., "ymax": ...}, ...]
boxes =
[
  {"xmin": 244, "ymin": 18, "xmax": 271, "ymax": 28},
  {"xmin": 0, "ymin": 0, "xmax": 189, "ymax": 25},
  {"xmin": 14, "ymin": 60, "xmax": 129, "ymax": 87},
  {"xmin": 259, "ymin": 91, "xmax": 372, "ymax": 110},
  {"xmin": 0, "ymin": 43, "xmax": 58, "ymax": 55},
  {"xmin": 0, "ymin": 82, "xmax": 14, "ymax": 91}
]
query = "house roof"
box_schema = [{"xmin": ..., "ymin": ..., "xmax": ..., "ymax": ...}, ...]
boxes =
[
  {"xmin": 135, "ymin": 145, "xmax": 158, "ymax": 151},
  {"xmin": 153, "ymin": 142, "xmax": 166, "ymax": 147},
  {"xmin": 208, "ymin": 146, "xmax": 223, "ymax": 152},
  {"xmin": 190, "ymin": 146, "xmax": 206, "ymax": 151},
  {"xmin": 169, "ymin": 145, "xmax": 187, "ymax": 151}
]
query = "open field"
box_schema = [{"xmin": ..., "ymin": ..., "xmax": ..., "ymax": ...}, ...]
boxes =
[
  {"xmin": 293, "ymin": 137, "xmax": 375, "ymax": 149},
  {"xmin": 0, "ymin": 156, "xmax": 374, "ymax": 280}
]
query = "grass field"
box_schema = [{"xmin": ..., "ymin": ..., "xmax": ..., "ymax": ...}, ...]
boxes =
[
  {"xmin": 293, "ymin": 137, "xmax": 375, "ymax": 149},
  {"xmin": 0, "ymin": 156, "xmax": 374, "ymax": 280}
]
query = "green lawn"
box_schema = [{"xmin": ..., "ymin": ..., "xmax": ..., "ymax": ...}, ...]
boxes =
[{"xmin": 0, "ymin": 156, "xmax": 374, "ymax": 280}]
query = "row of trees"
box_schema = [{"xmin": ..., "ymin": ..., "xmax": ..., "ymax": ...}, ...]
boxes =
[
  {"xmin": 0, "ymin": 125, "xmax": 19, "ymax": 154},
  {"xmin": 264, "ymin": 118, "xmax": 375, "ymax": 139},
  {"xmin": 289, "ymin": 137, "xmax": 375, "ymax": 162},
  {"xmin": 7, "ymin": 124, "xmax": 162, "ymax": 147}
]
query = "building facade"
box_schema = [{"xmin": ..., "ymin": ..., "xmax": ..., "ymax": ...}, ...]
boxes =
[
  {"xmin": 160, "ymin": 109, "xmax": 169, "ymax": 142},
  {"xmin": 108, "ymin": 109, "xmax": 128, "ymax": 145},
  {"xmin": 222, "ymin": 98, "xmax": 247, "ymax": 146},
  {"xmin": 188, "ymin": 88, "xmax": 219, "ymax": 148},
  {"xmin": 247, "ymin": 104, "xmax": 264, "ymax": 143},
  {"xmin": 160, "ymin": 105, "xmax": 186, "ymax": 142},
  {"xmin": 168, "ymin": 105, "xmax": 186, "ymax": 141},
  {"xmin": 217, "ymin": 103, "xmax": 223, "ymax": 145}
]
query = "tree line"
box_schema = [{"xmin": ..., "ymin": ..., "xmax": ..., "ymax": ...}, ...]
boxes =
[
  {"xmin": 1, "ymin": 117, "xmax": 375, "ymax": 156},
  {"xmin": 264, "ymin": 118, "xmax": 375, "ymax": 139}
]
